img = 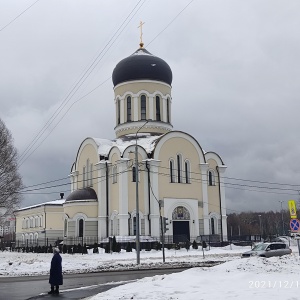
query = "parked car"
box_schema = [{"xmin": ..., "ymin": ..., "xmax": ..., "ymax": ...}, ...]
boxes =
[{"xmin": 241, "ymin": 242, "xmax": 292, "ymax": 258}]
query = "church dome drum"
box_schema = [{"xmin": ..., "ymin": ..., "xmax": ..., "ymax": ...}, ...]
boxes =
[{"xmin": 112, "ymin": 48, "xmax": 173, "ymax": 87}]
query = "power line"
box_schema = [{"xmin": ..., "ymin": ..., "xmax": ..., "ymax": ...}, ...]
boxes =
[
  {"xmin": 0, "ymin": 0, "xmax": 40, "ymax": 33},
  {"xmin": 147, "ymin": 0, "xmax": 195, "ymax": 47},
  {"xmin": 17, "ymin": 0, "xmax": 146, "ymax": 167}
]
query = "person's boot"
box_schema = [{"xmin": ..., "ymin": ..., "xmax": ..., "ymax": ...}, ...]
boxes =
[
  {"xmin": 48, "ymin": 286, "xmax": 54, "ymax": 294},
  {"xmin": 54, "ymin": 286, "xmax": 59, "ymax": 294}
]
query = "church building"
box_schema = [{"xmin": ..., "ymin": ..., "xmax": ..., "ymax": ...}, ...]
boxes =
[
  {"xmin": 15, "ymin": 40, "xmax": 228, "ymax": 246},
  {"xmin": 65, "ymin": 41, "xmax": 228, "ymax": 243}
]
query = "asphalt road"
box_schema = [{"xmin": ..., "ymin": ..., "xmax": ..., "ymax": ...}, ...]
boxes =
[{"xmin": 0, "ymin": 268, "xmax": 187, "ymax": 300}]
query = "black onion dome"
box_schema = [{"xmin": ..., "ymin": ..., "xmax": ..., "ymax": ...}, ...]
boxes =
[
  {"xmin": 112, "ymin": 48, "xmax": 172, "ymax": 86},
  {"xmin": 66, "ymin": 187, "xmax": 98, "ymax": 202}
]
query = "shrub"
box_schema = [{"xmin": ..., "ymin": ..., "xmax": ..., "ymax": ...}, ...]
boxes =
[
  {"xmin": 192, "ymin": 240, "xmax": 198, "ymax": 249},
  {"xmin": 126, "ymin": 242, "xmax": 132, "ymax": 252}
]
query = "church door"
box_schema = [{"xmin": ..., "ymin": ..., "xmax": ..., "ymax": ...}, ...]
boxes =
[
  {"xmin": 172, "ymin": 206, "xmax": 191, "ymax": 244},
  {"xmin": 173, "ymin": 221, "xmax": 190, "ymax": 243}
]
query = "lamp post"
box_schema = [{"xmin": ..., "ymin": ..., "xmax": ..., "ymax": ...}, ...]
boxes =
[
  {"xmin": 135, "ymin": 120, "xmax": 149, "ymax": 264},
  {"xmin": 279, "ymin": 201, "xmax": 284, "ymax": 235},
  {"xmin": 258, "ymin": 214, "xmax": 262, "ymax": 241}
]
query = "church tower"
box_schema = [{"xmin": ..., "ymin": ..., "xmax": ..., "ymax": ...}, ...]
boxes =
[{"xmin": 112, "ymin": 43, "xmax": 173, "ymax": 138}]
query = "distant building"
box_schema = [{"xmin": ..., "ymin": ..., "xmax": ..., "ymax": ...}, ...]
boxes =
[{"xmin": 15, "ymin": 42, "xmax": 228, "ymax": 246}]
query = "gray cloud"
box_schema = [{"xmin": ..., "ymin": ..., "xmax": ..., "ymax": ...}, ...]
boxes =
[{"xmin": 1, "ymin": 0, "xmax": 300, "ymax": 213}]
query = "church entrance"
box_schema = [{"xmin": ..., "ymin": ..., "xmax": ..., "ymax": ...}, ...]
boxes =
[
  {"xmin": 173, "ymin": 221, "xmax": 190, "ymax": 243},
  {"xmin": 172, "ymin": 206, "xmax": 190, "ymax": 244}
]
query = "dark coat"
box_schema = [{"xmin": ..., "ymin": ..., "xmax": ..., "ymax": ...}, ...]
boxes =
[{"xmin": 49, "ymin": 252, "xmax": 63, "ymax": 286}]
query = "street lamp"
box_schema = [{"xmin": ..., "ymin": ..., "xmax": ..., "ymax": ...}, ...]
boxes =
[
  {"xmin": 279, "ymin": 201, "xmax": 284, "ymax": 235},
  {"xmin": 135, "ymin": 119, "xmax": 150, "ymax": 264},
  {"xmin": 258, "ymin": 215, "xmax": 262, "ymax": 241}
]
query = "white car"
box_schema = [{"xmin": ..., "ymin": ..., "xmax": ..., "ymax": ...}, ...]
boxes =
[{"xmin": 241, "ymin": 242, "xmax": 292, "ymax": 258}]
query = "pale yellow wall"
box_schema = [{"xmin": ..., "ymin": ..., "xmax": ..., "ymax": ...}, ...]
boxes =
[
  {"xmin": 64, "ymin": 202, "xmax": 98, "ymax": 219},
  {"xmin": 110, "ymin": 152, "xmax": 120, "ymax": 212},
  {"xmin": 116, "ymin": 126, "xmax": 170, "ymax": 138},
  {"xmin": 46, "ymin": 209, "xmax": 64, "ymax": 230},
  {"xmin": 115, "ymin": 82, "xmax": 171, "ymax": 123},
  {"xmin": 157, "ymin": 137, "xmax": 203, "ymax": 200},
  {"xmin": 15, "ymin": 205, "xmax": 64, "ymax": 233},
  {"xmin": 127, "ymin": 152, "xmax": 146, "ymax": 213},
  {"xmin": 77, "ymin": 143, "xmax": 99, "ymax": 190},
  {"xmin": 207, "ymin": 158, "xmax": 221, "ymax": 214},
  {"xmin": 115, "ymin": 81, "xmax": 171, "ymax": 97}
]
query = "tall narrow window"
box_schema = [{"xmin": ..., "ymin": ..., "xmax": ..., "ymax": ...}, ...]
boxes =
[
  {"xmin": 208, "ymin": 170, "xmax": 215, "ymax": 186},
  {"xmin": 86, "ymin": 159, "xmax": 90, "ymax": 186},
  {"xmin": 141, "ymin": 95, "xmax": 146, "ymax": 120},
  {"xmin": 132, "ymin": 166, "xmax": 137, "ymax": 182},
  {"xmin": 78, "ymin": 219, "xmax": 84, "ymax": 237},
  {"xmin": 127, "ymin": 96, "xmax": 131, "ymax": 121},
  {"xmin": 211, "ymin": 218, "xmax": 215, "ymax": 234},
  {"xmin": 170, "ymin": 159, "xmax": 175, "ymax": 183},
  {"xmin": 64, "ymin": 219, "xmax": 68, "ymax": 237},
  {"xmin": 156, "ymin": 96, "xmax": 161, "ymax": 121},
  {"xmin": 89, "ymin": 163, "xmax": 93, "ymax": 186},
  {"xmin": 177, "ymin": 154, "xmax": 182, "ymax": 183},
  {"xmin": 117, "ymin": 99, "xmax": 120, "ymax": 125},
  {"xmin": 83, "ymin": 166, "xmax": 86, "ymax": 188},
  {"xmin": 167, "ymin": 98, "xmax": 170, "ymax": 123},
  {"xmin": 185, "ymin": 160, "xmax": 190, "ymax": 183}
]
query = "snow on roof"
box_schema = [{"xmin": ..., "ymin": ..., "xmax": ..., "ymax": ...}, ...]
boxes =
[
  {"xmin": 17, "ymin": 199, "xmax": 65, "ymax": 211},
  {"xmin": 93, "ymin": 134, "xmax": 162, "ymax": 157}
]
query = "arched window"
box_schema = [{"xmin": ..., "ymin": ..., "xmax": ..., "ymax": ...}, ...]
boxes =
[
  {"xmin": 177, "ymin": 154, "xmax": 182, "ymax": 183},
  {"xmin": 78, "ymin": 219, "xmax": 84, "ymax": 237},
  {"xmin": 22, "ymin": 234, "xmax": 25, "ymax": 245},
  {"xmin": 156, "ymin": 96, "xmax": 161, "ymax": 121},
  {"xmin": 117, "ymin": 99, "xmax": 121, "ymax": 125},
  {"xmin": 140, "ymin": 95, "xmax": 146, "ymax": 120},
  {"xmin": 208, "ymin": 170, "xmax": 215, "ymax": 186},
  {"xmin": 127, "ymin": 96, "xmax": 132, "ymax": 121},
  {"xmin": 185, "ymin": 160, "xmax": 190, "ymax": 184},
  {"xmin": 167, "ymin": 98, "xmax": 170, "ymax": 123},
  {"xmin": 34, "ymin": 233, "xmax": 38, "ymax": 244},
  {"xmin": 170, "ymin": 159, "xmax": 175, "ymax": 183},
  {"xmin": 64, "ymin": 219, "xmax": 68, "ymax": 237},
  {"xmin": 29, "ymin": 233, "xmax": 33, "ymax": 245}
]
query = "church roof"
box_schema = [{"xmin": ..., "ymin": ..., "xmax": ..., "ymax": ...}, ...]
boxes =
[
  {"xmin": 93, "ymin": 133, "xmax": 162, "ymax": 157},
  {"xmin": 112, "ymin": 48, "xmax": 172, "ymax": 87},
  {"xmin": 65, "ymin": 187, "xmax": 98, "ymax": 202}
]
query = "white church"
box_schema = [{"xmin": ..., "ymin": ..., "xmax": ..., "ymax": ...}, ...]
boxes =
[{"xmin": 15, "ymin": 40, "xmax": 228, "ymax": 246}]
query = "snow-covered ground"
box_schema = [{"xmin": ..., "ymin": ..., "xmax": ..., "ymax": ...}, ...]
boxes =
[{"xmin": 1, "ymin": 242, "xmax": 299, "ymax": 300}]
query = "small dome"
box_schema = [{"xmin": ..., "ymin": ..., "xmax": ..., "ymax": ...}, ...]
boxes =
[
  {"xmin": 112, "ymin": 48, "xmax": 172, "ymax": 86},
  {"xmin": 66, "ymin": 187, "xmax": 98, "ymax": 202}
]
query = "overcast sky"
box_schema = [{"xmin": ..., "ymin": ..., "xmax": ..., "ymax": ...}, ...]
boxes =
[{"xmin": 1, "ymin": 0, "xmax": 300, "ymax": 214}]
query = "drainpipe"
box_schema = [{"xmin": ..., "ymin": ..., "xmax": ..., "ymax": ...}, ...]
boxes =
[
  {"xmin": 216, "ymin": 166, "xmax": 223, "ymax": 243},
  {"xmin": 146, "ymin": 161, "xmax": 151, "ymax": 236},
  {"xmin": 106, "ymin": 162, "xmax": 109, "ymax": 237}
]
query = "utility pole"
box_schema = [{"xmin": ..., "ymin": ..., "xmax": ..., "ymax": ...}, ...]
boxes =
[
  {"xmin": 135, "ymin": 120, "xmax": 149, "ymax": 264},
  {"xmin": 258, "ymin": 215, "xmax": 262, "ymax": 241},
  {"xmin": 279, "ymin": 201, "xmax": 284, "ymax": 235}
]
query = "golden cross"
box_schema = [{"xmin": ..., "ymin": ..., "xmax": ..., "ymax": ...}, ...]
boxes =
[{"xmin": 138, "ymin": 20, "xmax": 145, "ymax": 48}]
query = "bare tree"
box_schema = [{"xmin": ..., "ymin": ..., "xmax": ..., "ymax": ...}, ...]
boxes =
[{"xmin": 0, "ymin": 118, "xmax": 23, "ymax": 222}]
